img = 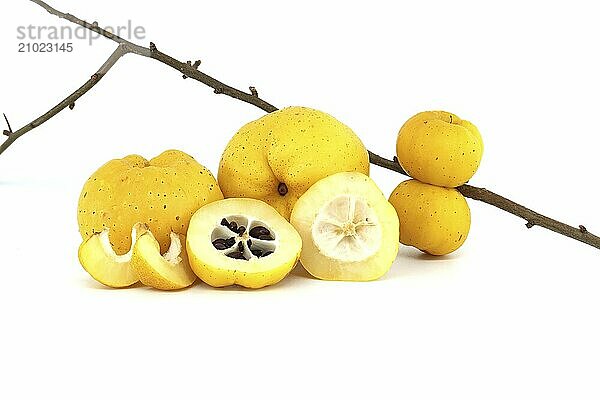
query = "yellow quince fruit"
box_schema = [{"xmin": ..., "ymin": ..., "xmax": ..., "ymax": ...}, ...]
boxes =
[
  {"xmin": 388, "ymin": 179, "xmax": 471, "ymax": 255},
  {"xmin": 77, "ymin": 150, "xmax": 223, "ymax": 255},
  {"xmin": 396, "ymin": 111, "xmax": 483, "ymax": 187},
  {"xmin": 218, "ymin": 107, "xmax": 370, "ymax": 219}
]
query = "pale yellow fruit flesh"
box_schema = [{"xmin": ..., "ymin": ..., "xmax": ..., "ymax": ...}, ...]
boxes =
[
  {"xmin": 186, "ymin": 198, "xmax": 302, "ymax": 289},
  {"xmin": 131, "ymin": 231, "xmax": 196, "ymax": 290},
  {"xmin": 78, "ymin": 223, "xmax": 147, "ymax": 288},
  {"xmin": 290, "ymin": 172, "xmax": 400, "ymax": 281}
]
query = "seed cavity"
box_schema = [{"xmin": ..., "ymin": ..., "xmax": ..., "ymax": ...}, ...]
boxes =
[{"xmin": 211, "ymin": 216, "xmax": 277, "ymax": 260}]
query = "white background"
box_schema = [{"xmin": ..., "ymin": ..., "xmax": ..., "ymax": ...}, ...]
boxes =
[{"xmin": 1, "ymin": 0, "xmax": 599, "ymax": 399}]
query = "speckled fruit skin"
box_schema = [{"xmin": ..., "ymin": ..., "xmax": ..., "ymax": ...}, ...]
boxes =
[
  {"xmin": 388, "ymin": 179, "xmax": 470, "ymax": 256},
  {"xmin": 77, "ymin": 150, "xmax": 223, "ymax": 255},
  {"xmin": 396, "ymin": 111, "xmax": 483, "ymax": 188},
  {"xmin": 218, "ymin": 106, "xmax": 370, "ymax": 220}
]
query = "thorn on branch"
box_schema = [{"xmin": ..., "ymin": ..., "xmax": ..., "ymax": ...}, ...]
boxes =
[
  {"xmin": 92, "ymin": 21, "xmax": 99, "ymax": 28},
  {"xmin": 393, "ymin": 156, "xmax": 399, "ymax": 164},
  {"xmin": 249, "ymin": 86, "xmax": 258, "ymax": 97},
  {"xmin": 3, "ymin": 113, "xmax": 13, "ymax": 135},
  {"xmin": 149, "ymin": 42, "xmax": 157, "ymax": 53},
  {"xmin": 69, "ymin": 103, "xmax": 75, "ymax": 110},
  {"xmin": 192, "ymin": 60, "xmax": 201, "ymax": 69},
  {"xmin": 526, "ymin": 221, "xmax": 535, "ymax": 229},
  {"xmin": 579, "ymin": 225, "xmax": 588, "ymax": 234}
]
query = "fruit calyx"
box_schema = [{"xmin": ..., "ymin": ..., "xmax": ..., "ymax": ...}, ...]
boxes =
[
  {"xmin": 211, "ymin": 216, "xmax": 276, "ymax": 260},
  {"xmin": 277, "ymin": 182, "xmax": 288, "ymax": 196}
]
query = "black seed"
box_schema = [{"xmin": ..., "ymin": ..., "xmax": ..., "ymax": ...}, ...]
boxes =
[
  {"xmin": 262, "ymin": 251, "xmax": 273, "ymax": 257},
  {"xmin": 237, "ymin": 241, "xmax": 244, "ymax": 252},
  {"xmin": 212, "ymin": 238, "xmax": 232, "ymax": 250},
  {"xmin": 226, "ymin": 251, "xmax": 247, "ymax": 260},
  {"xmin": 229, "ymin": 221, "xmax": 238, "ymax": 232},
  {"xmin": 247, "ymin": 239, "xmax": 252, "ymax": 248},
  {"xmin": 258, "ymin": 234, "xmax": 274, "ymax": 241},
  {"xmin": 237, "ymin": 226, "xmax": 246, "ymax": 235},
  {"xmin": 249, "ymin": 226, "xmax": 271, "ymax": 239},
  {"xmin": 225, "ymin": 237, "xmax": 236, "ymax": 248},
  {"xmin": 251, "ymin": 249, "xmax": 263, "ymax": 257},
  {"xmin": 221, "ymin": 218, "xmax": 229, "ymax": 227}
]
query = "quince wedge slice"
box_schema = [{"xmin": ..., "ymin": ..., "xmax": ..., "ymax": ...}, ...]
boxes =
[
  {"xmin": 130, "ymin": 230, "xmax": 196, "ymax": 291},
  {"xmin": 78, "ymin": 223, "xmax": 148, "ymax": 288}
]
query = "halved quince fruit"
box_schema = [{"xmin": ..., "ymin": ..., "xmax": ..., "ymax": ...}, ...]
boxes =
[
  {"xmin": 78, "ymin": 223, "xmax": 147, "ymax": 288},
  {"xmin": 186, "ymin": 198, "xmax": 302, "ymax": 289},
  {"xmin": 290, "ymin": 172, "xmax": 399, "ymax": 281},
  {"xmin": 131, "ymin": 230, "xmax": 196, "ymax": 290}
]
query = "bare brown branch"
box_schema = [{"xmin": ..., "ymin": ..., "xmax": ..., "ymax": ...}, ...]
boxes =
[
  {"xmin": 148, "ymin": 47, "xmax": 277, "ymax": 113},
  {"xmin": 1, "ymin": 0, "xmax": 597, "ymax": 251},
  {"xmin": 457, "ymin": 184, "xmax": 600, "ymax": 249},
  {"xmin": 0, "ymin": 44, "xmax": 128, "ymax": 156},
  {"xmin": 1, "ymin": 1, "xmax": 276, "ymax": 156},
  {"xmin": 367, "ymin": 153, "xmax": 600, "ymax": 250}
]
